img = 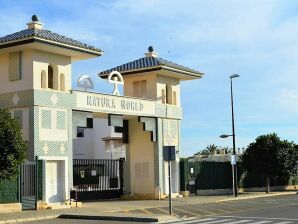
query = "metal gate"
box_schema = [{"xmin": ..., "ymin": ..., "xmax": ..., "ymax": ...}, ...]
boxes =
[
  {"xmin": 73, "ymin": 159, "xmax": 124, "ymax": 200},
  {"xmin": 20, "ymin": 162, "xmax": 37, "ymax": 210}
]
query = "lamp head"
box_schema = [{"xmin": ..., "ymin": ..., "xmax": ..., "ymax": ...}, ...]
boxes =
[
  {"xmin": 230, "ymin": 74, "xmax": 240, "ymax": 79},
  {"xmin": 220, "ymin": 134, "xmax": 230, "ymax": 138}
]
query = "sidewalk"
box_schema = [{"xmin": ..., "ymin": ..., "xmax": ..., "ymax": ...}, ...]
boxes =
[{"xmin": 0, "ymin": 191, "xmax": 296, "ymax": 223}]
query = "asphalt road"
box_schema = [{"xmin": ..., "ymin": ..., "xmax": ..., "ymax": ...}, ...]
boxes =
[{"xmin": 20, "ymin": 194, "xmax": 298, "ymax": 224}]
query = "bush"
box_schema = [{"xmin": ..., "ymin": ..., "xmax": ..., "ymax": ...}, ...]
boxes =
[{"xmin": 0, "ymin": 108, "xmax": 27, "ymax": 179}]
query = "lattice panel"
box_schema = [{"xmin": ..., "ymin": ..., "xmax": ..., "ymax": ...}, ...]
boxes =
[
  {"xmin": 9, "ymin": 52, "xmax": 22, "ymax": 81},
  {"xmin": 57, "ymin": 111, "xmax": 66, "ymax": 129}
]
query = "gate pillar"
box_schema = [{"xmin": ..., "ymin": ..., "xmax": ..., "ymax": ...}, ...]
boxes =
[{"xmin": 125, "ymin": 117, "xmax": 163, "ymax": 199}]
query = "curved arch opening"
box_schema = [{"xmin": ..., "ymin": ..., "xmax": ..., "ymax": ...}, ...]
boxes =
[
  {"xmin": 48, "ymin": 65, "xmax": 54, "ymax": 89},
  {"xmin": 41, "ymin": 70, "xmax": 47, "ymax": 89},
  {"xmin": 60, "ymin": 73, "xmax": 65, "ymax": 91}
]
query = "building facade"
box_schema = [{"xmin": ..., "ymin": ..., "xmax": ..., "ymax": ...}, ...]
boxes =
[{"xmin": 0, "ymin": 16, "xmax": 203, "ymax": 204}]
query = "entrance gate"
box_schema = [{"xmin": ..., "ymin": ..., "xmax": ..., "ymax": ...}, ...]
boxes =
[
  {"xmin": 73, "ymin": 159, "xmax": 124, "ymax": 200},
  {"xmin": 20, "ymin": 162, "xmax": 37, "ymax": 210}
]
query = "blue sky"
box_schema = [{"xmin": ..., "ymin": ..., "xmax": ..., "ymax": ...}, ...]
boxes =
[{"xmin": 1, "ymin": 0, "xmax": 297, "ymax": 157}]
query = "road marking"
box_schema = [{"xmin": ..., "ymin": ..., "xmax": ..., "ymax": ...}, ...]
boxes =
[
  {"xmin": 273, "ymin": 222, "xmax": 293, "ymax": 224},
  {"xmin": 205, "ymin": 207, "xmax": 232, "ymax": 213},
  {"xmin": 172, "ymin": 218, "xmax": 216, "ymax": 223},
  {"xmin": 174, "ymin": 207, "xmax": 202, "ymax": 217},
  {"xmin": 250, "ymin": 221, "xmax": 272, "ymax": 224},
  {"xmin": 196, "ymin": 219, "xmax": 234, "ymax": 224},
  {"xmin": 155, "ymin": 207, "xmax": 169, "ymax": 213},
  {"xmin": 226, "ymin": 220, "xmax": 253, "ymax": 224},
  {"xmin": 215, "ymin": 216, "xmax": 298, "ymax": 221},
  {"xmin": 189, "ymin": 207, "xmax": 217, "ymax": 215},
  {"xmin": 141, "ymin": 208, "xmax": 152, "ymax": 214}
]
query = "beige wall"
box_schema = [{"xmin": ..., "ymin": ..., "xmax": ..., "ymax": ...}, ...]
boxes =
[
  {"xmin": 0, "ymin": 50, "xmax": 33, "ymax": 94},
  {"xmin": 123, "ymin": 73, "xmax": 157, "ymax": 100},
  {"xmin": 156, "ymin": 75, "xmax": 180, "ymax": 106},
  {"xmin": 122, "ymin": 73, "xmax": 180, "ymax": 106},
  {"xmin": 0, "ymin": 49, "xmax": 71, "ymax": 94},
  {"xmin": 129, "ymin": 118, "xmax": 155, "ymax": 195},
  {"xmin": 32, "ymin": 50, "xmax": 71, "ymax": 91}
]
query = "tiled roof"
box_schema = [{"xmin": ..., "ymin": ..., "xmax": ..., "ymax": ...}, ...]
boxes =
[
  {"xmin": 0, "ymin": 28, "xmax": 102, "ymax": 54},
  {"xmin": 99, "ymin": 56, "xmax": 202, "ymax": 77}
]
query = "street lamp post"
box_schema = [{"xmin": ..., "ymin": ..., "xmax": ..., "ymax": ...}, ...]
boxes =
[{"xmin": 220, "ymin": 74, "xmax": 240, "ymax": 197}]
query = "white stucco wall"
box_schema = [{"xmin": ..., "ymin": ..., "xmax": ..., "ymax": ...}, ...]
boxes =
[{"xmin": 73, "ymin": 118, "xmax": 124, "ymax": 160}]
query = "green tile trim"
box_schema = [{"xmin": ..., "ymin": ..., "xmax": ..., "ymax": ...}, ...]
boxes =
[
  {"xmin": 0, "ymin": 90, "xmax": 33, "ymax": 108},
  {"xmin": 33, "ymin": 89, "xmax": 75, "ymax": 108}
]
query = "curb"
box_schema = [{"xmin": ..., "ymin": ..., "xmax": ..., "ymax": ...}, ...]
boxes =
[
  {"xmin": 215, "ymin": 191, "xmax": 297, "ymax": 203},
  {"xmin": 1, "ymin": 215, "xmax": 60, "ymax": 224},
  {"xmin": 59, "ymin": 214, "xmax": 159, "ymax": 222}
]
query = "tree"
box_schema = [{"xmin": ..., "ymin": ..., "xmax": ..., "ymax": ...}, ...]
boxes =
[
  {"xmin": 198, "ymin": 149, "xmax": 211, "ymax": 156},
  {"xmin": 206, "ymin": 144, "xmax": 219, "ymax": 155},
  {"xmin": 0, "ymin": 108, "xmax": 27, "ymax": 179},
  {"xmin": 242, "ymin": 133, "xmax": 298, "ymax": 193}
]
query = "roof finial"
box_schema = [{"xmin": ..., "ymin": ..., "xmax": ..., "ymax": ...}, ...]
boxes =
[
  {"xmin": 32, "ymin": 15, "xmax": 39, "ymax": 22},
  {"xmin": 27, "ymin": 15, "xmax": 43, "ymax": 29},
  {"xmin": 145, "ymin": 46, "xmax": 158, "ymax": 58}
]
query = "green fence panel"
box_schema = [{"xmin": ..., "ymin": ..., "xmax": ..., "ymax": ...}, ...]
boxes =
[
  {"xmin": 37, "ymin": 160, "xmax": 43, "ymax": 200},
  {"xmin": 0, "ymin": 178, "xmax": 18, "ymax": 203},
  {"xmin": 179, "ymin": 159, "xmax": 188, "ymax": 191},
  {"xmin": 195, "ymin": 161, "xmax": 233, "ymax": 190}
]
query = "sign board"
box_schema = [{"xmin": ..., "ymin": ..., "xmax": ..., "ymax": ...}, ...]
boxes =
[
  {"xmin": 190, "ymin": 167, "xmax": 194, "ymax": 174},
  {"xmin": 231, "ymin": 155, "xmax": 236, "ymax": 165},
  {"xmin": 189, "ymin": 180, "xmax": 195, "ymax": 185},
  {"xmin": 75, "ymin": 91, "xmax": 156, "ymax": 116},
  {"xmin": 163, "ymin": 146, "xmax": 176, "ymax": 161}
]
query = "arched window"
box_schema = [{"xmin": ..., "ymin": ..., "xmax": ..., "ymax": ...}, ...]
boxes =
[
  {"xmin": 41, "ymin": 70, "xmax": 47, "ymax": 89},
  {"xmin": 173, "ymin": 91, "xmax": 177, "ymax": 105},
  {"xmin": 60, "ymin": 74, "xmax": 65, "ymax": 91},
  {"xmin": 166, "ymin": 85, "xmax": 170, "ymax": 104},
  {"xmin": 161, "ymin": 89, "xmax": 166, "ymax": 104},
  {"xmin": 48, "ymin": 65, "xmax": 53, "ymax": 89}
]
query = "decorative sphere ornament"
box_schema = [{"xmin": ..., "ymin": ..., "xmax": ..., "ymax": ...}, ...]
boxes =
[
  {"xmin": 148, "ymin": 46, "xmax": 154, "ymax": 52},
  {"xmin": 32, "ymin": 15, "xmax": 39, "ymax": 22}
]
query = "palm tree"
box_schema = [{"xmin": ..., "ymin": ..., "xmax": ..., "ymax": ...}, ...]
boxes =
[{"xmin": 206, "ymin": 144, "xmax": 219, "ymax": 155}]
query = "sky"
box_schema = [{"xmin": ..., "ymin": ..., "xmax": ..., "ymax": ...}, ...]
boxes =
[{"xmin": 0, "ymin": 0, "xmax": 297, "ymax": 157}]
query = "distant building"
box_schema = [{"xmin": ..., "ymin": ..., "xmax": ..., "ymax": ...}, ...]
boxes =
[{"xmin": 188, "ymin": 148, "xmax": 244, "ymax": 162}]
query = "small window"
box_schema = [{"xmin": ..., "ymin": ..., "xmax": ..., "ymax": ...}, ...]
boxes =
[
  {"xmin": 133, "ymin": 80, "xmax": 147, "ymax": 98},
  {"xmin": 57, "ymin": 111, "xmax": 66, "ymax": 130},
  {"xmin": 133, "ymin": 81, "xmax": 140, "ymax": 97},
  {"xmin": 161, "ymin": 89, "xmax": 166, "ymax": 104},
  {"xmin": 41, "ymin": 110, "xmax": 51, "ymax": 129},
  {"xmin": 166, "ymin": 85, "xmax": 170, "ymax": 104},
  {"xmin": 60, "ymin": 73, "xmax": 65, "ymax": 91},
  {"xmin": 173, "ymin": 91, "xmax": 177, "ymax": 105},
  {"xmin": 77, "ymin": 127, "xmax": 85, "ymax": 137},
  {"xmin": 86, "ymin": 118, "xmax": 93, "ymax": 128},
  {"xmin": 9, "ymin": 52, "xmax": 22, "ymax": 81},
  {"xmin": 140, "ymin": 80, "xmax": 147, "ymax": 98},
  {"xmin": 41, "ymin": 70, "xmax": 47, "ymax": 88},
  {"xmin": 48, "ymin": 65, "xmax": 53, "ymax": 89}
]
